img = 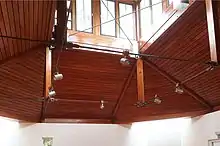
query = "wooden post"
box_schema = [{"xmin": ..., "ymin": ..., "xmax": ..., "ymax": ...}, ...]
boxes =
[
  {"xmin": 137, "ymin": 58, "xmax": 145, "ymax": 102},
  {"xmin": 40, "ymin": 46, "xmax": 52, "ymax": 122},
  {"xmin": 45, "ymin": 47, "xmax": 52, "ymax": 97},
  {"xmin": 205, "ymin": 0, "xmax": 220, "ymax": 63}
]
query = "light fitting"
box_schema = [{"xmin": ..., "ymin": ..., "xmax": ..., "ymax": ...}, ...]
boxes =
[
  {"xmin": 175, "ymin": 83, "xmax": 184, "ymax": 94},
  {"xmin": 153, "ymin": 94, "xmax": 162, "ymax": 104},
  {"xmin": 48, "ymin": 89, "xmax": 56, "ymax": 97},
  {"xmin": 53, "ymin": 72, "xmax": 63, "ymax": 81},
  {"xmin": 120, "ymin": 57, "xmax": 130, "ymax": 66},
  {"xmin": 100, "ymin": 100, "xmax": 104, "ymax": 110},
  {"xmin": 120, "ymin": 50, "xmax": 130, "ymax": 66}
]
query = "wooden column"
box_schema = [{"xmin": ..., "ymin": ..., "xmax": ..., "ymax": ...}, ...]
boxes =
[
  {"xmin": 40, "ymin": 47, "xmax": 52, "ymax": 122},
  {"xmin": 93, "ymin": 0, "xmax": 101, "ymax": 35},
  {"xmin": 205, "ymin": 0, "xmax": 220, "ymax": 63},
  {"xmin": 137, "ymin": 58, "xmax": 145, "ymax": 102},
  {"xmin": 45, "ymin": 47, "xmax": 52, "ymax": 97}
]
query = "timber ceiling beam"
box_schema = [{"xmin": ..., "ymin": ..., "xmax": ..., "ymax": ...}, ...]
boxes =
[
  {"xmin": 143, "ymin": 59, "xmax": 213, "ymax": 110},
  {"xmin": 40, "ymin": 46, "xmax": 52, "ymax": 122},
  {"xmin": 55, "ymin": 0, "xmax": 67, "ymax": 49},
  {"xmin": 205, "ymin": 0, "xmax": 220, "ymax": 64},
  {"xmin": 137, "ymin": 58, "xmax": 145, "ymax": 102},
  {"xmin": 112, "ymin": 62, "xmax": 137, "ymax": 119}
]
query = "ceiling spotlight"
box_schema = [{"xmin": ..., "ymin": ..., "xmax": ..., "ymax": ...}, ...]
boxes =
[
  {"xmin": 175, "ymin": 83, "xmax": 184, "ymax": 94},
  {"xmin": 100, "ymin": 100, "xmax": 104, "ymax": 110},
  {"xmin": 153, "ymin": 94, "xmax": 162, "ymax": 104},
  {"xmin": 48, "ymin": 89, "xmax": 56, "ymax": 97},
  {"xmin": 120, "ymin": 50, "xmax": 130, "ymax": 66},
  {"xmin": 120, "ymin": 57, "xmax": 130, "ymax": 66},
  {"xmin": 54, "ymin": 72, "xmax": 63, "ymax": 81}
]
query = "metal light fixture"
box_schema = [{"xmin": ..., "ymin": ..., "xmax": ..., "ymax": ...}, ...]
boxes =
[
  {"xmin": 153, "ymin": 94, "xmax": 162, "ymax": 104},
  {"xmin": 100, "ymin": 100, "xmax": 104, "ymax": 110},
  {"xmin": 175, "ymin": 83, "xmax": 184, "ymax": 94},
  {"xmin": 48, "ymin": 89, "xmax": 56, "ymax": 97},
  {"xmin": 120, "ymin": 50, "xmax": 130, "ymax": 66},
  {"xmin": 53, "ymin": 72, "xmax": 63, "ymax": 81}
]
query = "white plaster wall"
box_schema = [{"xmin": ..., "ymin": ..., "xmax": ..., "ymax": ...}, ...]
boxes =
[
  {"xmin": 182, "ymin": 111, "xmax": 220, "ymax": 146},
  {"xmin": 19, "ymin": 123, "xmax": 130, "ymax": 146},
  {"xmin": 1, "ymin": 111, "xmax": 220, "ymax": 146},
  {"xmin": 129, "ymin": 118, "xmax": 191, "ymax": 146},
  {"xmin": 0, "ymin": 117, "xmax": 19, "ymax": 146}
]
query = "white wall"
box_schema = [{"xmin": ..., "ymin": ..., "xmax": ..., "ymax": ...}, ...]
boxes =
[
  {"xmin": 183, "ymin": 111, "xmax": 220, "ymax": 146},
  {"xmin": 19, "ymin": 123, "xmax": 130, "ymax": 146},
  {"xmin": 129, "ymin": 118, "xmax": 191, "ymax": 146},
  {"xmin": 0, "ymin": 117, "xmax": 19, "ymax": 146},
  {"xmin": 1, "ymin": 111, "xmax": 220, "ymax": 146}
]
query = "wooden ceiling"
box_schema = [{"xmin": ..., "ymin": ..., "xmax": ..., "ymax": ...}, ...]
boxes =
[
  {"xmin": 144, "ymin": 1, "xmax": 220, "ymax": 108},
  {"xmin": 0, "ymin": 1, "xmax": 55, "ymax": 121},
  {"xmin": 0, "ymin": 0, "xmax": 219, "ymax": 123}
]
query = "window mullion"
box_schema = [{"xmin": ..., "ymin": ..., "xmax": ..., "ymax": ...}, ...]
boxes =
[
  {"xmin": 72, "ymin": 0, "xmax": 76, "ymax": 31},
  {"xmin": 93, "ymin": 0, "xmax": 101, "ymax": 35}
]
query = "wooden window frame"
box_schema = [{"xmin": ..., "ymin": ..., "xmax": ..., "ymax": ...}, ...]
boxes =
[
  {"xmin": 74, "ymin": 0, "xmax": 93, "ymax": 33},
  {"xmin": 118, "ymin": 2, "xmax": 136, "ymax": 40},
  {"xmin": 100, "ymin": 0, "xmax": 117, "ymax": 37}
]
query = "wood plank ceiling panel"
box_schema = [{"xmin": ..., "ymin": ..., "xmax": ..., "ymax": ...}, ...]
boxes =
[
  {"xmin": 145, "ymin": 1, "xmax": 220, "ymax": 107},
  {"xmin": 0, "ymin": 1, "xmax": 56, "ymax": 62},
  {"xmin": 0, "ymin": 1, "xmax": 56, "ymax": 122},
  {"xmin": 115, "ymin": 63, "xmax": 206, "ymax": 122},
  {"xmin": 0, "ymin": 48, "xmax": 45, "ymax": 122},
  {"xmin": 48, "ymin": 50, "xmax": 135, "ymax": 119}
]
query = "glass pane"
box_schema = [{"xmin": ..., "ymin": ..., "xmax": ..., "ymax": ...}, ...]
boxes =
[
  {"xmin": 54, "ymin": 18, "xmax": 57, "ymax": 25},
  {"xmin": 67, "ymin": 21, "xmax": 72, "ymax": 30},
  {"xmin": 67, "ymin": 0, "xmax": 71, "ymax": 9},
  {"xmin": 76, "ymin": 0, "xmax": 92, "ymax": 32},
  {"xmin": 100, "ymin": 0, "xmax": 116, "ymax": 36},
  {"xmin": 152, "ymin": 0, "xmax": 163, "ymax": 26},
  {"xmin": 68, "ymin": 12, "xmax": 72, "ymax": 21},
  {"xmin": 119, "ymin": 3, "xmax": 134, "ymax": 39},
  {"xmin": 140, "ymin": 0, "xmax": 152, "ymax": 39}
]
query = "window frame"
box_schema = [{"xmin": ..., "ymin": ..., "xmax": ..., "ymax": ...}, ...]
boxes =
[
  {"xmin": 75, "ymin": 0, "xmax": 93, "ymax": 33},
  {"xmin": 100, "ymin": 0, "xmax": 117, "ymax": 37},
  {"xmin": 139, "ymin": 0, "xmax": 164, "ymax": 39},
  {"xmin": 118, "ymin": 2, "xmax": 136, "ymax": 40}
]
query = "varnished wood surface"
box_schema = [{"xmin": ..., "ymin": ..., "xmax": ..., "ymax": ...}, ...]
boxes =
[
  {"xmin": 0, "ymin": 1, "xmax": 55, "ymax": 62},
  {"xmin": 0, "ymin": 0, "xmax": 220, "ymax": 123},
  {"xmin": 0, "ymin": 1, "xmax": 56, "ymax": 122},
  {"xmin": 145, "ymin": 1, "xmax": 220, "ymax": 108}
]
